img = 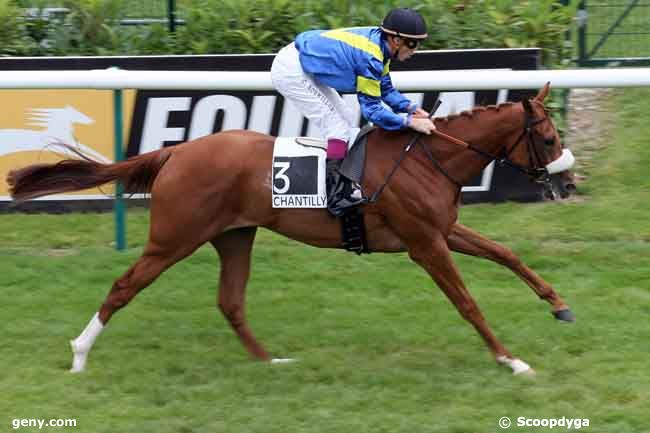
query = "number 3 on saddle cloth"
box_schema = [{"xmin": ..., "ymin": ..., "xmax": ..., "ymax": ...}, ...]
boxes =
[{"xmin": 272, "ymin": 128, "xmax": 372, "ymax": 254}]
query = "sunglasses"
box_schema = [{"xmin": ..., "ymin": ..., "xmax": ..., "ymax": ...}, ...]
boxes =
[{"xmin": 404, "ymin": 39, "xmax": 420, "ymax": 49}]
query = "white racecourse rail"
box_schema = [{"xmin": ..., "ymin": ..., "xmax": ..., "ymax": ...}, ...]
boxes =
[{"xmin": 1, "ymin": 67, "xmax": 650, "ymax": 90}]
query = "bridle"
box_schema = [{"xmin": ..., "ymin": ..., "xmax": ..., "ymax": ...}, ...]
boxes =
[
  {"xmin": 463, "ymin": 104, "xmax": 555, "ymax": 184},
  {"xmin": 366, "ymin": 100, "xmax": 557, "ymax": 203}
]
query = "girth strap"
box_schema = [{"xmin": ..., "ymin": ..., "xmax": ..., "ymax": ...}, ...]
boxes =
[{"xmin": 340, "ymin": 207, "xmax": 369, "ymax": 254}]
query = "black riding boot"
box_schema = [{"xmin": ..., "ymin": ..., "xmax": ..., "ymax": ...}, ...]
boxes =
[
  {"xmin": 326, "ymin": 159, "xmax": 342, "ymax": 199},
  {"xmin": 326, "ymin": 159, "xmax": 364, "ymax": 217}
]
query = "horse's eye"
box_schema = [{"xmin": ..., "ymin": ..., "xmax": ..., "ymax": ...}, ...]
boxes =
[{"xmin": 544, "ymin": 138, "xmax": 555, "ymax": 147}]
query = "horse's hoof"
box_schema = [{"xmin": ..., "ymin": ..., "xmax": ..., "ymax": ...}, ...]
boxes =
[
  {"xmin": 69, "ymin": 340, "xmax": 88, "ymax": 373},
  {"xmin": 552, "ymin": 309, "xmax": 575, "ymax": 322},
  {"xmin": 497, "ymin": 356, "xmax": 534, "ymax": 376},
  {"xmin": 516, "ymin": 367, "xmax": 537, "ymax": 377},
  {"xmin": 270, "ymin": 358, "xmax": 297, "ymax": 364}
]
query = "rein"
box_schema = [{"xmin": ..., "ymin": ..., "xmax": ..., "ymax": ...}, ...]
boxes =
[
  {"xmin": 365, "ymin": 102, "xmax": 552, "ymax": 204},
  {"xmin": 366, "ymin": 99, "xmax": 443, "ymax": 203}
]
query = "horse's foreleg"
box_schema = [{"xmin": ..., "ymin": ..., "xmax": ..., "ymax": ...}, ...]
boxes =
[
  {"xmin": 448, "ymin": 223, "xmax": 574, "ymax": 321},
  {"xmin": 409, "ymin": 234, "xmax": 534, "ymax": 375},
  {"xmin": 211, "ymin": 227, "xmax": 277, "ymax": 362}
]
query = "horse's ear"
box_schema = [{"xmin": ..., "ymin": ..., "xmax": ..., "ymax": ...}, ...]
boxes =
[
  {"xmin": 535, "ymin": 82, "xmax": 551, "ymax": 101},
  {"xmin": 522, "ymin": 98, "xmax": 534, "ymax": 116}
]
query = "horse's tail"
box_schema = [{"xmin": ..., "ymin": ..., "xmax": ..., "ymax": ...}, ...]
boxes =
[{"xmin": 7, "ymin": 144, "xmax": 172, "ymax": 202}]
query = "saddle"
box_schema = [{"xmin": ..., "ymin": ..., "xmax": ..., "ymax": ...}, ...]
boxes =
[{"xmin": 340, "ymin": 125, "xmax": 374, "ymax": 185}]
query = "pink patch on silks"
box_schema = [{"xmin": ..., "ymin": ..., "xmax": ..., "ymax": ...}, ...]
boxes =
[{"xmin": 326, "ymin": 138, "xmax": 348, "ymax": 160}]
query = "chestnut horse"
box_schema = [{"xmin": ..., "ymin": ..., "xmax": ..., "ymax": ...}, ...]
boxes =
[{"xmin": 8, "ymin": 84, "xmax": 575, "ymax": 375}]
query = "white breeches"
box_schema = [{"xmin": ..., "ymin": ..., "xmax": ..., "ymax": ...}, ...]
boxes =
[{"xmin": 271, "ymin": 43, "xmax": 359, "ymax": 143}]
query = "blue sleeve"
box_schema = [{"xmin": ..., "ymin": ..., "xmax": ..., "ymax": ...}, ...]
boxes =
[
  {"xmin": 381, "ymin": 73, "xmax": 412, "ymax": 113},
  {"xmin": 355, "ymin": 57, "xmax": 409, "ymax": 131},
  {"xmin": 358, "ymin": 93, "xmax": 408, "ymax": 131}
]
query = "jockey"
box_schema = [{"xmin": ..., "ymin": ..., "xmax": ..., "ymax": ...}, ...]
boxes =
[{"xmin": 271, "ymin": 7, "xmax": 436, "ymax": 216}]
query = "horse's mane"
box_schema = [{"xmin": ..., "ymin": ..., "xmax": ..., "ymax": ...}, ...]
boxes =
[{"xmin": 434, "ymin": 101, "xmax": 517, "ymax": 124}]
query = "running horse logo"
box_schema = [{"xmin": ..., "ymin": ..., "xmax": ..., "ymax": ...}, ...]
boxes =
[{"xmin": 0, "ymin": 105, "xmax": 111, "ymax": 163}]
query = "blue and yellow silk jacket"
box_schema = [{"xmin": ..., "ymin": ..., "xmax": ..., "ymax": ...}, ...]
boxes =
[{"xmin": 295, "ymin": 27, "xmax": 414, "ymax": 131}]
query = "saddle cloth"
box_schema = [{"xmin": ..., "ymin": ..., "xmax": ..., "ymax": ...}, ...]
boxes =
[{"xmin": 272, "ymin": 137, "xmax": 327, "ymax": 208}]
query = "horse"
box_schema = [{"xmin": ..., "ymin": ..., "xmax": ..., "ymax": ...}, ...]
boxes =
[{"xmin": 7, "ymin": 83, "xmax": 575, "ymax": 376}]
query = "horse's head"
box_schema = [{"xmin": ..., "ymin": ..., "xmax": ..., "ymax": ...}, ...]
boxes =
[
  {"xmin": 62, "ymin": 105, "xmax": 94, "ymax": 125},
  {"xmin": 503, "ymin": 83, "xmax": 575, "ymax": 187},
  {"xmin": 28, "ymin": 105, "xmax": 94, "ymax": 133}
]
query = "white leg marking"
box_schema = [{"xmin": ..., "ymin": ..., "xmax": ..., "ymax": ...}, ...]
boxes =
[
  {"xmin": 270, "ymin": 358, "xmax": 297, "ymax": 364},
  {"xmin": 69, "ymin": 312, "xmax": 104, "ymax": 373},
  {"xmin": 497, "ymin": 355, "xmax": 535, "ymax": 376}
]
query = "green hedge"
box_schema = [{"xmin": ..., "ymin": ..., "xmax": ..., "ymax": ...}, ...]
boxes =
[{"xmin": 2, "ymin": 0, "xmax": 577, "ymax": 67}]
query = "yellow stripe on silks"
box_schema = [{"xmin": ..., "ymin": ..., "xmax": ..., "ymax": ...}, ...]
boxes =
[
  {"xmin": 382, "ymin": 60, "xmax": 391, "ymax": 77},
  {"xmin": 357, "ymin": 76, "xmax": 381, "ymax": 97},
  {"xmin": 322, "ymin": 29, "xmax": 384, "ymax": 62}
]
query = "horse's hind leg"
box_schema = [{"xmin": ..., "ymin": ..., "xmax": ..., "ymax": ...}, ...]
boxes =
[
  {"xmin": 211, "ymin": 227, "xmax": 282, "ymax": 362},
  {"xmin": 447, "ymin": 223, "xmax": 574, "ymax": 322},
  {"xmin": 70, "ymin": 241, "xmax": 200, "ymax": 373}
]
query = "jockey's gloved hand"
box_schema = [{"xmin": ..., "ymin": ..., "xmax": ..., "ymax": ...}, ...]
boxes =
[
  {"xmin": 412, "ymin": 107, "xmax": 430, "ymax": 118},
  {"xmin": 407, "ymin": 103, "xmax": 430, "ymax": 119},
  {"xmin": 408, "ymin": 116, "xmax": 436, "ymax": 135}
]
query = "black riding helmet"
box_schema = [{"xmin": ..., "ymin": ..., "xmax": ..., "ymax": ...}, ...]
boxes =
[{"xmin": 380, "ymin": 8, "xmax": 428, "ymax": 41}]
